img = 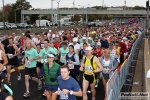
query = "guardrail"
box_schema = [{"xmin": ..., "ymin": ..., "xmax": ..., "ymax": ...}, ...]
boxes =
[{"xmin": 106, "ymin": 29, "xmax": 146, "ymax": 100}]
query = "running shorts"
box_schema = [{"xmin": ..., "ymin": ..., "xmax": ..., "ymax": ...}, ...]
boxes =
[
  {"xmin": 83, "ymin": 73, "xmax": 96, "ymax": 84},
  {"xmin": 36, "ymin": 62, "xmax": 43, "ymax": 69},
  {"xmin": 24, "ymin": 67, "xmax": 36, "ymax": 77}
]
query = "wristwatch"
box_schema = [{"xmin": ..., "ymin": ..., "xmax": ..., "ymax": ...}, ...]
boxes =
[{"xmin": 69, "ymin": 90, "xmax": 73, "ymax": 95}]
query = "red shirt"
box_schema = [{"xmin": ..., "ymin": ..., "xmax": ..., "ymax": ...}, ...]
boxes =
[
  {"xmin": 54, "ymin": 42, "xmax": 60, "ymax": 50},
  {"xmin": 119, "ymin": 42, "xmax": 128, "ymax": 54},
  {"xmin": 20, "ymin": 38, "xmax": 25, "ymax": 46},
  {"xmin": 94, "ymin": 48, "xmax": 103, "ymax": 57}
]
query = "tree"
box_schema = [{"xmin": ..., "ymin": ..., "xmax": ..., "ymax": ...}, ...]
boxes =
[
  {"xmin": 71, "ymin": 14, "xmax": 81, "ymax": 22},
  {"xmin": 0, "ymin": 10, "xmax": 3, "ymax": 21},
  {"xmin": 4, "ymin": 4, "xmax": 12, "ymax": 22},
  {"xmin": 8, "ymin": 0, "xmax": 32, "ymax": 23},
  {"xmin": 30, "ymin": 14, "xmax": 39, "ymax": 24},
  {"xmin": 133, "ymin": 6, "xmax": 146, "ymax": 10}
]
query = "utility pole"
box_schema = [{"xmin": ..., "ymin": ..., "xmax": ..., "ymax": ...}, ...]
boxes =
[
  {"xmin": 2, "ymin": 0, "xmax": 5, "ymax": 29},
  {"xmin": 51, "ymin": 0, "xmax": 53, "ymax": 22},
  {"xmin": 53, "ymin": 0, "xmax": 61, "ymax": 29}
]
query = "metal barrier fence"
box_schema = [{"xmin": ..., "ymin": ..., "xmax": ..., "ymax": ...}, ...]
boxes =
[{"xmin": 106, "ymin": 30, "xmax": 146, "ymax": 100}]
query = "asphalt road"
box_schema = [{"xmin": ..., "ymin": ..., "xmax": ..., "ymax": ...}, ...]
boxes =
[{"xmin": 10, "ymin": 70, "xmax": 104, "ymax": 100}]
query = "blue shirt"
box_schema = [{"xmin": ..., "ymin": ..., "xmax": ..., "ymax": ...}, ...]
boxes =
[{"xmin": 57, "ymin": 76, "xmax": 81, "ymax": 100}]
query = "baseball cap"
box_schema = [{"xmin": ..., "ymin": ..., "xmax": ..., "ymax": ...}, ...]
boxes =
[
  {"xmin": 48, "ymin": 54, "xmax": 55, "ymax": 58},
  {"xmin": 85, "ymin": 46, "xmax": 92, "ymax": 51},
  {"xmin": 122, "ymin": 37, "xmax": 127, "ymax": 40},
  {"xmin": 88, "ymin": 37, "xmax": 92, "ymax": 40},
  {"xmin": 82, "ymin": 37, "xmax": 86, "ymax": 40},
  {"xmin": 73, "ymin": 38, "xmax": 78, "ymax": 42}
]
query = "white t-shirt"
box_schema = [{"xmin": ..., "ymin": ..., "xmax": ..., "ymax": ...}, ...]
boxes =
[
  {"xmin": 69, "ymin": 43, "xmax": 80, "ymax": 53},
  {"xmin": 80, "ymin": 43, "xmax": 84, "ymax": 49},
  {"xmin": 32, "ymin": 37, "xmax": 40, "ymax": 45},
  {"xmin": 47, "ymin": 33, "xmax": 51, "ymax": 39},
  {"xmin": 110, "ymin": 49, "xmax": 117, "ymax": 58}
]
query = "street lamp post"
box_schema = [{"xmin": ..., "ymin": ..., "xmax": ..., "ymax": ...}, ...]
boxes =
[
  {"xmin": 53, "ymin": 0, "xmax": 61, "ymax": 29},
  {"xmin": 78, "ymin": 4, "xmax": 89, "ymax": 26}
]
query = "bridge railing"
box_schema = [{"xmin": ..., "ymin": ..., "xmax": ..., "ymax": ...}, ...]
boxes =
[{"xmin": 106, "ymin": 29, "xmax": 146, "ymax": 100}]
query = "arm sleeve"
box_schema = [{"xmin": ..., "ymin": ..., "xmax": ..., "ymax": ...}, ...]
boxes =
[
  {"xmin": 112, "ymin": 59, "xmax": 118, "ymax": 71},
  {"xmin": 72, "ymin": 54, "xmax": 80, "ymax": 65},
  {"xmin": 73, "ymin": 79, "xmax": 81, "ymax": 92}
]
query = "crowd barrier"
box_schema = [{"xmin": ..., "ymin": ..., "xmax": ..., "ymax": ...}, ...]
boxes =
[{"xmin": 106, "ymin": 29, "xmax": 146, "ymax": 100}]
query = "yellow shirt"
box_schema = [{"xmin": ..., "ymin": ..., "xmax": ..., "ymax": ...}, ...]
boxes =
[
  {"xmin": 131, "ymin": 34, "xmax": 136, "ymax": 40},
  {"xmin": 84, "ymin": 56, "xmax": 97, "ymax": 75},
  {"xmin": 114, "ymin": 46, "xmax": 121, "ymax": 55}
]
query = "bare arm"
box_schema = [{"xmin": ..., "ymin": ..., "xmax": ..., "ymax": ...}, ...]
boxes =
[
  {"xmin": 32, "ymin": 42, "xmax": 37, "ymax": 49},
  {"xmin": 0, "ymin": 43, "xmax": 5, "ymax": 52},
  {"xmin": 79, "ymin": 56, "xmax": 85, "ymax": 71},
  {"xmin": 93, "ymin": 56, "xmax": 103, "ymax": 73},
  {"xmin": 33, "ymin": 56, "xmax": 40, "ymax": 60},
  {"xmin": 72, "ymin": 89, "xmax": 82, "ymax": 97},
  {"xmin": 13, "ymin": 44, "xmax": 20, "ymax": 56},
  {"xmin": 2, "ymin": 51, "xmax": 8, "ymax": 66}
]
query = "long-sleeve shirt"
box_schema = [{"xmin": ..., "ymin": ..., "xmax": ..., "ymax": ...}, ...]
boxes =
[{"xmin": 64, "ymin": 53, "xmax": 80, "ymax": 65}]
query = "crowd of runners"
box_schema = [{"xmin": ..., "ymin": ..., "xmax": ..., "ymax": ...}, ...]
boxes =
[{"xmin": 0, "ymin": 19, "xmax": 144, "ymax": 100}]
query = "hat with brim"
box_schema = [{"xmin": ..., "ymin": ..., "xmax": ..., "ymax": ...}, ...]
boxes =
[
  {"xmin": 85, "ymin": 46, "xmax": 92, "ymax": 51},
  {"xmin": 82, "ymin": 37, "xmax": 86, "ymax": 40},
  {"xmin": 48, "ymin": 54, "xmax": 55, "ymax": 58},
  {"xmin": 122, "ymin": 37, "xmax": 127, "ymax": 40},
  {"xmin": 88, "ymin": 37, "xmax": 92, "ymax": 40},
  {"xmin": 73, "ymin": 38, "xmax": 78, "ymax": 42}
]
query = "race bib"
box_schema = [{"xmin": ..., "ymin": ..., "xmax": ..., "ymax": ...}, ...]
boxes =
[
  {"xmin": 60, "ymin": 56, "xmax": 65, "ymax": 61},
  {"xmin": 103, "ymin": 67, "xmax": 109, "ymax": 74},
  {"xmin": 60, "ymin": 91, "xmax": 68, "ymax": 100},
  {"xmin": 84, "ymin": 66, "xmax": 92, "ymax": 70},
  {"xmin": 68, "ymin": 64, "xmax": 74, "ymax": 69},
  {"xmin": 7, "ymin": 54, "xmax": 13, "ymax": 59},
  {"xmin": 25, "ymin": 60, "xmax": 30, "ymax": 67}
]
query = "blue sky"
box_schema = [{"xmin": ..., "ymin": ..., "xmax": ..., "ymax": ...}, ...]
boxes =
[{"xmin": 1, "ymin": 0, "xmax": 146, "ymax": 9}]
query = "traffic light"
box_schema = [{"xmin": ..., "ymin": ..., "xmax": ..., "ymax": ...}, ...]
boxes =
[{"xmin": 146, "ymin": 1, "xmax": 149, "ymax": 8}]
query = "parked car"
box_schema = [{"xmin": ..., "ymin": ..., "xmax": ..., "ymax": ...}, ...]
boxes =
[
  {"xmin": 10, "ymin": 24, "xmax": 17, "ymax": 29},
  {"xmin": 0, "ymin": 25, "xmax": 4, "ymax": 30},
  {"xmin": 5, "ymin": 24, "xmax": 11, "ymax": 29}
]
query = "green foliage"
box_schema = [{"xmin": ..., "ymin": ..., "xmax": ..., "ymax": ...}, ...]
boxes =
[
  {"xmin": 8, "ymin": 0, "xmax": 32, "ymax": 23},
  {"xmin": 133, "ymin": 6, "xmax": 146, "ymax": 10},
  {"xmin": 71, "ymin": 14, "xmax": 81, "ymax": 22},
  {"xmin": 30, "ymin": 14, "xmax": 39, "ymax": 24},
  {"xmin": 0, "ymin": 10, "xmax": 3, "ymax": 21},
  {"xmin": 41, "ymin": 15, "xmax": 48, "ymax": 20}
]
